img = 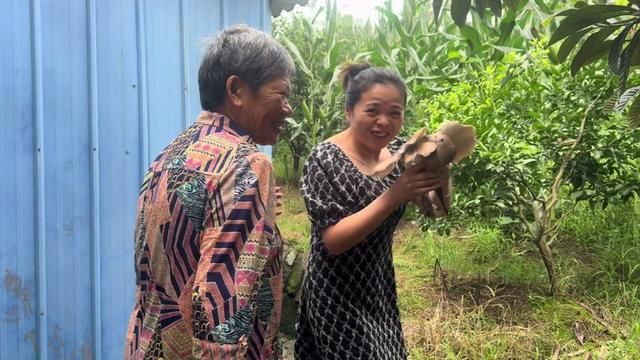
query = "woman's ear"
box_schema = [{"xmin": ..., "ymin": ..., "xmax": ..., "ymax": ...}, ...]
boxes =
[
  {"xmin": 225, "ymin": 75, "xmax": 248, "ymax": 107},
  {"xmin": 345, "ymin": 109, "xmax": 352, "ymax": 124}
]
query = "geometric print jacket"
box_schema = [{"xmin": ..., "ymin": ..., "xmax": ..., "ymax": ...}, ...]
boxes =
[{"xmin": 125, "ymin": 111, "xmax": 283, "ymax": 359}]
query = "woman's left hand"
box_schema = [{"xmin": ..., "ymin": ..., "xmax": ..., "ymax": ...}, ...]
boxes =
[
  {"xmin": 432, "ymin": 165, "xmax": 451, "ymax": 189},
  {"xmin": 275, "ymin": 186, "xmax": 284, "ymax": 216}
]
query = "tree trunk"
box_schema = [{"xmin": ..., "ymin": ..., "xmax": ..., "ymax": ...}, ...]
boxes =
[
  {"xmin": 292, "ymin": 154, "xmax": 301, "ymax": 182},
  {"xmin": 535, "ymin": 233, "xmax": 557, "ymax": 296},
  {"xmin": 530, "ymin": 201, "xmax": 557, "ymax": 296}
]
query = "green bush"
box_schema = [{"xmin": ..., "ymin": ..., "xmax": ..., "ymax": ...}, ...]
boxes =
[{"xmin": 419, "ymin": 43, "xmax": 640, "ymax": 293}]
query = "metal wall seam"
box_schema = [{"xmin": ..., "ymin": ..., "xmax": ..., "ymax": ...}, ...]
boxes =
[
  {"xmin": 30, "ymin": 0, "xmax": 47, "ymax": 358},
  {"xmin": 87, "ymin": 0, "xmax": 102, "ymax": 358},
  {"xmin": 180, "ymin": 0, "xmax": 190, "ymax": 129},
  {"xmin": 136, "ymin": 0, "xmax": 149, "ymax": 179}
]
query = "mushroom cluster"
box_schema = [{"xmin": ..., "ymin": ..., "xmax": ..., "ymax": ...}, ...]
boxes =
[{"xmin": 373, "ymin": 121, "xmax": 476, "ymax": 217}]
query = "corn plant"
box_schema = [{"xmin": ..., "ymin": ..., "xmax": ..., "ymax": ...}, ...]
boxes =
[
  {"xmin": 273, "ymin": 1, "xmax": 370, "ymax": 180},
  {"xmin": 370, "ymin": 0, "xmax": 561, "ymax": 132}
]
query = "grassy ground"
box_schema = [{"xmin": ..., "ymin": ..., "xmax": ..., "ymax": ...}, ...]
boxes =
[{"xmin": 276, "ymin": 183, "xmax": 640, "ymax": 359}]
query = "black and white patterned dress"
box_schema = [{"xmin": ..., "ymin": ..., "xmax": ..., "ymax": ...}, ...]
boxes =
[{"xmin": 295, "ymin": 139, "xmax": 408, "ymax": 359}]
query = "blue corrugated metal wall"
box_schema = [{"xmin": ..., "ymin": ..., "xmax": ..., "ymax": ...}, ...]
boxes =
[{"xmin": 0, "ymin": 0, "xmax": 272, "ymax": 358}]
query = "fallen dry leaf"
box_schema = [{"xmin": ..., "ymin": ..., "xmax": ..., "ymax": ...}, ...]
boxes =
[{"xmin": 573, "ymin": 321, "xmax": 585, "ymax": 345}]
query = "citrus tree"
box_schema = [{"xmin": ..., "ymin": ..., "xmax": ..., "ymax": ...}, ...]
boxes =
[{"xmin": 423, "ymin": 47, "xmax": 640, "ymax": 294}]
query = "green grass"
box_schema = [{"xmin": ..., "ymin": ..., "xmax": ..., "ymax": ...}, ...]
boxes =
[
  {"xmin": 396, "ymin": 199, "xmax": 640, "ymax": 359},
  {"xmin": 276, "ymin": 184, "xmax": 311, "ymax": 253},
  {"xmin": 276, "ymin": 186, "xmax": 640, "ymax": 359}
]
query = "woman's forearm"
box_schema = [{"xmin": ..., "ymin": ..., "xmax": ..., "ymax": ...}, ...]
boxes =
[{"xmin": 322, "ymin": 191, "xmax": 400, "ymax": 255}]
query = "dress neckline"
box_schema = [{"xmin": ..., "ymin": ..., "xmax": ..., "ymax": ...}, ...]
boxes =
[{"xmin": 323, "ymin": 141, "xmax": 397, "ymax": 181}]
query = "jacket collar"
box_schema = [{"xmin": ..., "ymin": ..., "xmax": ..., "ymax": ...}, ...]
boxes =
[{"xmin": 195, "ymin": 111, "xmax": 254, "ymax": 143}]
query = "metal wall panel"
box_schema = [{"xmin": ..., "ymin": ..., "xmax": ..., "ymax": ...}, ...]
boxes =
[
  {"xmin": 0, "ymin": 0, "xmax": 272, "ymax": 358},
  {"xmin": 0, "ymin": 1, "xmax": 38, "ymax": 358}
]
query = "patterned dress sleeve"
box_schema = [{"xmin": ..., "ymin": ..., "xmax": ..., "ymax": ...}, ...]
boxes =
[{"xmin": 300, "ymin": 144, "xmax": 348, "ymax": 230}]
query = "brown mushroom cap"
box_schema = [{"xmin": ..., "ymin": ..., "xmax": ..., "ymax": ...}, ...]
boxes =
[{"xmin": 371, "ymin": 121, "xmax": 476, "ymax": 177}]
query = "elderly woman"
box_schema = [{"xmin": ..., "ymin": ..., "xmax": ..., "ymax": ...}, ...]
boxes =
[
  {"xmin": 125, "ymin": 25, "xmax": 294, "ymax": 359},
  {"xmin": 295, "ymin": 63, "xmax": 450, "ymax": 359}
]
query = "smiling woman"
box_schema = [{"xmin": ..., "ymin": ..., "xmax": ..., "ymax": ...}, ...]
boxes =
[
  {"xmin": 125, "ymin": 25, "xmax": 296, "ymax": 359},
  {"xmin": 294, "ymin": 63, "xmax": 450, "ymax": 359}
]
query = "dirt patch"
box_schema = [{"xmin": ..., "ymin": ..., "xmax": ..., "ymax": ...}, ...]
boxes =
[
  {"xmin": 443, "ymin": 278, "xmax": 532, "ymax": 324},
  {"xmin": 401, "ymin": 276, "xmax": 547, "ymax": 358}
]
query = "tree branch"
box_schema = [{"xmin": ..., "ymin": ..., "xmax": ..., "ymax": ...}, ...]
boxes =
[{"xmin": 547, "ymin": 89, "xmax": 606, "ymax": 211}]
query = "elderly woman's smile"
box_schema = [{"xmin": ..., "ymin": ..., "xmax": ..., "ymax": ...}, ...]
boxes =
[{"xmin": 243, "ymin": 77, "xmax": 292, "ymax": 145}]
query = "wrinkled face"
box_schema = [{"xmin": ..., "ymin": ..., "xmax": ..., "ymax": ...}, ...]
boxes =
[
  {"xmin": 242, "ymin": 76, "xmax": 292, "ymax": 145},
  {"xmin": 347, "ymin": 83, "xmax": 404, "ymax": 152}
]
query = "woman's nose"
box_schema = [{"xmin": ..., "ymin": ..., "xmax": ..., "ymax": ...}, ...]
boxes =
[
  {"xmin": 282, "ymin": 99, "xmax": 293, "ymax": 115},
  {"xmin": 377, "ymin": 115, "xmax": 391, "ymax": 126}
]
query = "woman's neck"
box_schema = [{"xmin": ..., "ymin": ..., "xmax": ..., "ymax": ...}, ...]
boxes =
[{"xmin": 333, "ymin": 129, "xmax": 381, "ymax": 163}]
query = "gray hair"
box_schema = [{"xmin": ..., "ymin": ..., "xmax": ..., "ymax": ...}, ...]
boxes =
[{"xmin": 198, "ymin": 24, "xmax": 295, "ymax": 111}]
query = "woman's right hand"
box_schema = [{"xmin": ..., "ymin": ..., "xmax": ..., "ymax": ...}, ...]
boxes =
[
  {"xmin": 322, "ymin": 163, "xmax": 448, "ymax": 256},
  {"xmin": 387, "ymin": 164, "xmax": 449, "ymax": 207}
]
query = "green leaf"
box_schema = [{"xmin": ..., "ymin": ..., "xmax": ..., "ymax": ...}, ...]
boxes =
[
  {"xmin": 325, "ymin": 0, "xmax": 337, "ymax": 45},
  {"xmin": 376, "ymin": 6, "xmax": 411, "ymax": 44},
  {"xmin": 532, "ymin": 0, "xmax": 552, "ymax": 14},
  {"xmin": 285, "ymin": 117, "xmax": 298, "ymax": 126},
  {"xmin": 498, "ymin": 19, "xmax": 516, "ymax": 44},
  {"xmin": 557, "ymin": 28, "xmax": 591, "ymax": 63},
  {"xmin": 377, "ymin": 29, "xmax": 391, "ymax": 55},
  {"xmin": 570, "ymin": 190, "xmax": 585, "ymax": 200},
  {"xmin": 452, "ymin": 0, "xmax": 472, "ymax": 26},
  {"xmin": 629, "ymin": 37, "xmax": 640, "ymax": 66},
  {"xmin": 301, "ymin": 100, "xmax": 313, "ymax": 122},
  {"xmin": 628, "ymin": 91, "xmax": 640, "ymax": 127},
  {"xmin": 489, "ymin": 44, "xmax": 521, "ymax": 53},
  {"xmin": 498, "ymin": 216, "xmax": 517, "ymax": 225},
  {"xmin": 603, "ymin": 94, "xmax": 619, "ymax": 112},
  {"xmin": 311, "ymin": 6, "xmax": 324, "ymax": 24},
  {"xmin": 460, "ymin": 24, "xmax": 482, "ymax": 50},
  {"xmin": 503, "ymin": 0, "xmax": 520, "ymax": 12},
  {"xmin": 618, "ymin": 30, "xmax": 640, "ymax": 90},
  {"xmin": 552, "ymin": 8, "xmax": 577, "ymax": 18},
  {"xmin": 323, "ymin": 43, "xmax": 340, "ymax": 74},
  {"xmin": 488, "ymin": 0, "xmax": 502, "ymax": 17},
  {"xmin": 353, "ymin": 51, "xmax": 373, "ymax": 61},
  {"xmin": 281, "ymin": 36, "xmax": 313, "ymax": 78},
  {"xmin": 407, "ymin": 47, "xmax": 428, "ymax": 73},
  {"xmin": 615, "ymin": 85, "xmax": 640, "ymax": 112},
  {"xmin": 549, "ymin": 5, "xmax": 630, "ymax": 45},
  {"xmin": 475, "ymin": 0, "xmax": 487, "ymax": 18},
  {"xmin": 302, "ymin": 18, "xmax": 313, "ymax": 38},
  {"xmin": 609, "ymin": 24, "xmax": 633, "ymax": 75},
  {"xmin": 433, "ymin": 0, "xmax": 444, "ymax": 23},
  {"xmin": 570, "ymin": 27, "xmax": 617, "ymax": 76}
]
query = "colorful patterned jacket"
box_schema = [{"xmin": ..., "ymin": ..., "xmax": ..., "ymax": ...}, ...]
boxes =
[{"xmin": 125, "ymin": 111, "xmax": 283, "ymax": 359}]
